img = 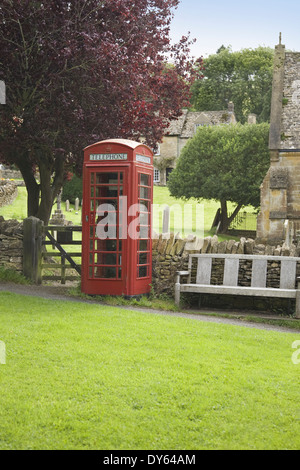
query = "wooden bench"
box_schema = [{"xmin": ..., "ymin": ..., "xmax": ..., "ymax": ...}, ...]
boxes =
[{"xmin": 175, "ymin": 254, "xmax": 300, "ymax": 318}]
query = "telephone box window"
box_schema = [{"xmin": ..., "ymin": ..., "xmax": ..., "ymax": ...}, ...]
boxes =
[{"xmin": 137, "ymin": 172, "xmax": 151, "ymax": 278}]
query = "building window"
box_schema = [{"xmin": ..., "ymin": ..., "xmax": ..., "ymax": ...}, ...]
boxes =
[
  {"xmin": 166, "ymin": 167, "xmax": 173, "ymax": 182},
  {"xmin": 154, "ymin": 169, "xmax": 160, "ymax": 183}
]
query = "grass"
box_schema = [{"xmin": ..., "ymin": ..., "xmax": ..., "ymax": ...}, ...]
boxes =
[
  {"xmin": 153, "ymin": 186, "xmax": 256, "ymax": 239},
  {"xmin": 0, "ymin": 291, "xmax": 300, "ymax": 450},
  {"xmin": 68, "ymin": 284, "xmax": 179, "ymax": 312},
  {"xmin": 0, "ymin": 186, "xmax": 28, "ymax": 221},
  {"xmin": 0, "ymin": 266, "xmax": 31, "ymax": 285},
  {"xmin": 67, "ymin": 284, "xmax": 300, "ymax": 331},
  {"xmin": 0, "ymin": 186, "xmax": 82, "ymax": 225},
  {"xmin": 0, "ymin": 185, "xmax": 256, "ymax": 240}
]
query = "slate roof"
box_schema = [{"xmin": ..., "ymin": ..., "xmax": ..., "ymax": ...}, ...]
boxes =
[{"xmin": 165, "ymin": 107, "xmax": 236, "ymax": 138}]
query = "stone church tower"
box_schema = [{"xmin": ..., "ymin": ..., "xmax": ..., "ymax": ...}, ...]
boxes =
[{"xmin": 257, "ymin": 37, "xmax": 300, "ymax": 242}]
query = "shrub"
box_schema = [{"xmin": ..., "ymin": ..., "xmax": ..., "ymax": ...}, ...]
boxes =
[{"xmin": 62, "ymin": 174, "xmax": 82, "ymax": 204}]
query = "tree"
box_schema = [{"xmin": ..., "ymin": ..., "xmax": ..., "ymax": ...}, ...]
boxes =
[
  {"xmin": 167, "ymin": 122, "xmax": 270, "ymax": 233},
  {"xmin": 0, "ymin": 0, "xmax": 202, "ymax": 224},
  {"xmin": 191, "ymin": 46, "xmax": 274, "ymax": 123}
]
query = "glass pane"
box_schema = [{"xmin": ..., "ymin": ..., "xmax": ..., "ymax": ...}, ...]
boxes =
[
  {"xmin": 96, "ymin": 186, "xmax": 118, "ymax": 198},
  {"xmin": 139, "ymin": 212, "xmax": 149, "ymax": 225},
  {"xmin": 138, "ymin": 266, "xmax": 148, "ymax": 277},
  {"xmin": 140, "ymin": 174, "xmax": 150, "ymax": 186},
  {"xmin": 95, "ymin": 253, "xmax": 117, "ymax": 265},
  {"xmin": 118, "ymin": 267, "xmax": 122, "ymax": 278},
  {"xmin": 139, "ymin": 187, "xmax": 150, "ymax": 199},
  {"xmin": 96, "ymin": 239, "xmax": 117, "ymax": 251},
  {"xmin": 96, "ymin": 199, "xmax": 118, "ymax": 210},
  {"xmin": 139, "ymin": 201, "xmax": 150, "ymax": 211},
  {"xmin": 91, "ymin": 173, "xmax": 94, "ymax": 184},
  {"xmin": 99, "ymin": 266, "xmax": 116, "ymax": 278},
  {"xmin": 139, "ymin": 240, "xmax": 148, "ymax": 251},
  {"xmin": 94, "ymin": 266, "xmax": 116, "ymax": 278},
  {"xmin": 139, "ymin": 226, "xmax": 149, "ymax": 238},
  {"xmin": 139, "ymin": 253, "xmax": 148, "ymax": 265},
  {"xmin": 96, "ymin": 173, "xmax": 118, "ymax": 184},
  {"xmin": 90, "ymin": 186, "xmax": 94, "ymax": 197},
  {"xmin": 139, "ymin": 202, "xmax": 149, "ymax": 212}
]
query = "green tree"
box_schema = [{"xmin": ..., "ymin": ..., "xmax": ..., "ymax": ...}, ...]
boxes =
[
  {"xmin": 167, "ymin": 122, "xmax": 270, "ymax": 233},
  {"xmin": 191, "ymin": 46, "xmax": 274, "ymax": 123}
]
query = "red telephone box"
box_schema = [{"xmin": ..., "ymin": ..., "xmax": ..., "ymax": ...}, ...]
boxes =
[{"xmin": 81, "ymin": 139, "xmax": 153, "ymax": 297}]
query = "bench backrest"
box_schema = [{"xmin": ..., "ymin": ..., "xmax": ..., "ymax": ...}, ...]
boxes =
[{"xmin": 189, "ymin": 254, "xmax": 299, "ymax": 289}]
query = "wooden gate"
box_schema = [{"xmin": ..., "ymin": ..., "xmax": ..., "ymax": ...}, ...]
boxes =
[
  {"xmin": 42, "ymin": 225, "xmax": 82, "ymax": 284},
  {"xmin": 23, "ymin": 217, "xmax": 82, "ymax": 284}
]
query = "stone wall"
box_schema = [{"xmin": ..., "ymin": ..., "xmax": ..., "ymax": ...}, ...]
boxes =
[
  {"xmin": 0, "ymin": 215, "xmax": 299, "ymax": 313},
  {"xmin": 0, "ymin": 180, "xmax": 18, "ymax": 207},
  {"xmin": 281, "ymin": 52, "xmax": 300, "ymax": 149},
  {"xmin": 0, "ymin": 217, "xmax": 23, "ymax": 272},
  {"xmin": 0, "ymin": 169, "xmax": 23, "ymax": 180}
]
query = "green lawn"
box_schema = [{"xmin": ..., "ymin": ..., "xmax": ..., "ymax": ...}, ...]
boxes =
[{"xmin": 0, "ymin": 291, "xmax": 300, "ymax": 450}]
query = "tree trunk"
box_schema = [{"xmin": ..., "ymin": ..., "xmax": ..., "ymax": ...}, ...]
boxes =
[
  {"xmin": 16, "ymin": 152, "xmax": 40, "ymax": 218},
  {"xmin": 37, "ymin": 155, "xmax": 65, "ymax": 225},
  {"xmin": 219, "ymin": 199, "xmax": 242, "ymax": 233},
  {"xmin": 15, "ymin": 150, "xmax": 65, "ymax": 226}
]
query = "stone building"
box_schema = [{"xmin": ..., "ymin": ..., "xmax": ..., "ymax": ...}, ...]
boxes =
[
  {"xmin": 154, "ymin": 102, "xmax": 236, "ymax": 185},
  {"xmin": 257, "ymin": 37, "xmax": 300, "ymax": 242}
]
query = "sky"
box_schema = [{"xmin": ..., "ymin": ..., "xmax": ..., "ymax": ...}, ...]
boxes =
[{"xmin": 169, "ymin": 0, "xmax": 300, "ymax": 58}]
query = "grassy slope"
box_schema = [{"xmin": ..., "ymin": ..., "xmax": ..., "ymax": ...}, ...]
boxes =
[{"xmin": 0, "ymin": 291, "xmax": 300, "ymax": 450}]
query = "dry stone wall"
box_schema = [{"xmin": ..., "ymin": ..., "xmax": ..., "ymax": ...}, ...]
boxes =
[
  {"xmin": 0, "ymin": 215, "xmax": 299, "ymax": 313},
  {"xmin": 0, "ymin": 180, "xmax": 18, "ymax": 207},
  {"xmin": 0, "ymin": 217, "xmax": 23, "ymax": 272}
]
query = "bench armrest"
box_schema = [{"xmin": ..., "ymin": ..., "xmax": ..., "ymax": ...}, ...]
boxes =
[
  {"xmin": 175, "ymin": 271, "xmax": 190, "ymax": 305},
  {"xmin": 175, "ymin": 270, "xmax": 190, "ymax": 286},
  {"xmin": 176, "ymin": 271, "xmax": 190, "ymax": 276}
]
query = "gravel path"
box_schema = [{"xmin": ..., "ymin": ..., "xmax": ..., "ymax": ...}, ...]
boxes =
[{"xmin": 0, "ymin": 282, "xmax": 299, "ymax": 334}]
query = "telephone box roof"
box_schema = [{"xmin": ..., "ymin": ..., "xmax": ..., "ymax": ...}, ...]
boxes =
[{"xmin": 84, "ymin": 139, "xmax": 152, "ymax": 152}]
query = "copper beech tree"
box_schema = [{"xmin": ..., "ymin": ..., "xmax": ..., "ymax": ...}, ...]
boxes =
[{"xmin": 0, "ymin": 0, "xmax": 202, "ymax": 224}]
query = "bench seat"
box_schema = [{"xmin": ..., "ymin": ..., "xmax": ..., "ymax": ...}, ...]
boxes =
[
  {"xmin": 175, "ymin": 253, "xmax": 300, "ymax": 317},
  {"xmin": 180, "ymin": 283, "xmax": 297, "ymax": 298}
]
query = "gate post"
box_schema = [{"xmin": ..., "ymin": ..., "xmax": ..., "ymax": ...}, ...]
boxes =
[{"xmin": 23, "ymin": 217, "xmax": 44, "ymax": 284}]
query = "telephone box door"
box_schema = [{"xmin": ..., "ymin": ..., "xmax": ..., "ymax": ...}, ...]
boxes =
[{"xmin": 82, "ymin": 167, "xmax": 128, "ymax": 295}]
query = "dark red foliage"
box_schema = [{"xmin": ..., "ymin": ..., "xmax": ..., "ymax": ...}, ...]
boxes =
[{"xmin": 0, "ymin": 0, "xmax": 203, "ymax": 222}]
